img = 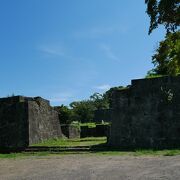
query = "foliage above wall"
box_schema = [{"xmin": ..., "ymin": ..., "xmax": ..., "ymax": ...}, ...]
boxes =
[
  {"xmin": 145, "ymin": 0, "xmax": 180, "ymax": 77},
  {"xmin": 147, "ymin": 31, "xmax": 180, "ymax": 76}
]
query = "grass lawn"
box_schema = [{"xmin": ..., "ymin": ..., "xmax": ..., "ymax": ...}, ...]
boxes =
[
  {"xmin": 94, "ymin": 149, "xmax": 180, "ymax": 156},
  {"xmin": 79, "ymin": 122, "xmax": 110, "ymax": 128},
  {"xmin": 0, "ymin": 152, "xmax": 51, "ymax": 159},
  {"xmin": 32, "ymin": 137, "xmax": 107, "ymax": 147},
  {"xmin": 1, "ymin": 149, "xmax": 180, "ymax": 159},
  {"xmin": 1, "ymin": 137, "xmax": 180, "ymax": 158}
]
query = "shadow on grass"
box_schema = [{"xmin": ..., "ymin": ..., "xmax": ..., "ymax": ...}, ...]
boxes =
[
  {"xmin": 0, "ymin": 147, "xmax": 25, "ymax": 154},
  {"xmin": 1, "ymin": 141, "xmax": 180, "ymax": 157},
  {"xmin": 79, "ymin": 138, "xmax": 106, "ymax": 142},
  {"xmin": 89, "ymin": 143, "xmax": 180, "ymax": 156}
]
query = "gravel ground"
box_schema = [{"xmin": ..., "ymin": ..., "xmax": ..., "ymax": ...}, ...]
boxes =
[{"xmin": 0, "ymin": 155, "xmax": 180, "ymax": 180}]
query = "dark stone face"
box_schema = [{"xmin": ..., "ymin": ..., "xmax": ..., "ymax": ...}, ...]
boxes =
[
  {"xmin": 80, "ymin": 125, "xmax": 110, "ymax": 138},
  {"xmin": 93, "ymin": 109, "xmax": 111, "ymax": 123},
  {"xmin": 0, "ymin": 96, "xmax": 62, "ymax": 149},
  {"xmin": 61, "ymin": 125, "xmax": 80, "ymax": 139},
  {"xmin": 28, "ymin": 97, "xmax": 63, "ymax": 144},
  {"xmin": 108, "ymin": 76, "xmax": 180, "ymax": 149},
  {"xmin": 0, "ymin": 96, "xmax": 29, "ymax": 149}
]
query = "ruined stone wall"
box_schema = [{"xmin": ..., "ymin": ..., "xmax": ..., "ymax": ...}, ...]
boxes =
[
  {"xmin": 80, "ymin": 124, "xmax": 110, "ymax": 138},
  {"xmin": 93, "ymin": 109, "xmax": 111, "ymax": 123},
  {"xmin": 0, "ymin": 96, "xmax": 62, "ymax": 149},
  {"xmin": 108, "ymin": 76, "xmax": 180, "ymax": 149},
  {"xmin": 28, "ymin": 97, "xmax": 62, "ymax": 144},
  {"xmin": 61, "ymin": 124, "xmax": 80, "ymax": 139},
  {"xmin": 0, "ymin": 96, "xmax": 29, "ymax": 148}
]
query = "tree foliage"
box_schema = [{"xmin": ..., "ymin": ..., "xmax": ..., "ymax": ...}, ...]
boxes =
[
  {"xmin": 56, "ymin": 87, "xmax": 128, "ymax": 123},
  {"xmin": 145, "ymin": 0, "xmax": 180, "ymax": 34},
  {"xmin": 147, "ymin": 31, "xmax": 180, "ymax": 76},
  {"xmin": 55, "ymin": 105, "xmax": 73, "ymax": 124},
  {"xmin": 145, "ymin": 0, "xmax": 180, "ymax": 76},
  {"xmin": 90, "ymin": 93, "xmax": 109, "ymax": 110},
  {"xmin": 70, "ymin": 100, "xmax": 96, "ymax": 123}
]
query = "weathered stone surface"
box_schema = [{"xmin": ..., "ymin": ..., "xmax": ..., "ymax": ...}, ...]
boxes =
[
  {"xmin": 108, "ymin": 75, "xmax": 180, "ymax": 149},
  {"xmin": 0, "ymin": 96, "xmax": 28, "ymax": 148},
  {"xmin": 61, "ymin": 125, "xmax": 80, "ymax": 139},
  {"xmin": 80, "ymin": 124, "xmax": 110, "ymax": 138},
  {"xmin": 0, "ymin": 96, "xmax": 62, "ymax": 149},
  {"xmin": 93, "ymin": 109, "xmax": 111, "ymax": 123},
  {"xmin": 28, "ymin": 97, "xmax": 62, "ymax": 144}
]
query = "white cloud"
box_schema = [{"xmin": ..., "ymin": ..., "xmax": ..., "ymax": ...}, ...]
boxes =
[
  {"xmin": 49, "ymin": 97, "xmax": 67, "ymax": 103},
  {"xmin": 73, "ymin": 25, "xmax": 127, "ymax": 39},
  {"xmin": 38, "ymin": 44, "xmax": 66, "ymax": 57},
  {"xmin": 48, "ymin": 92, "xmax": 73, "ymax": 103},
  {"xmin": 95, "ymin": 84, "xmax": 111, "ymax": 91},
  {"xmin": 37, "ymin": 44, "xmax": 88, "ymax": 63},
  {"xmin": 100, "ymin": 44, "xmax": 120, "ymax": 62},
  {"xmin": 40, "ymin": 47, "xmax": 64, "ymax": 56},
  {"xmin": 74, "ymin": 27, "xmax": 113, "ymax": 38}
]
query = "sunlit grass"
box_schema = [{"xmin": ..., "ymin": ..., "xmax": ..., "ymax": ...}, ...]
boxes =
[
  {"xmin": 1, "ymin": 149, "xmax": 180, "ymax": 159},
  {"xmin": 79, "ymin": 122, "xmax": 110, "ymax": 128},
  {"xmin": 0, "ymin": 152, "xmax": 50, "ymax": 159},
  {"xmin": 1, "ymin": 137, "xmax": 180, "ymax": 159},
  {"xmin": 32, "ymin": 137, "xmax": 107, "ymax": 147},
  {"xmin": 92, "ymin": 149, "xmax": 180, "ymax": 156}
]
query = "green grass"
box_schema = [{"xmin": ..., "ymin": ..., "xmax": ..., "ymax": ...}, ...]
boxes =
[
  {"xmin": 93, "ymin": 149, "xmax": 180, "ymax": 156},
  {"xmin": 80, "ymin": 122, "xmax": 96, "ymax": 128},
  {"xmin": 1, "ymin": 149, "xmax": 180, "ymax": 159},
  {"xmin": 145, "ymin": 74, "xmax": 166, "ymax": 79},
  {"xmin": 32, "ymin": 137, "xmax": 107, "ymax": 147},
  {"xmin": 132, "ymin": 149, "xmax": 180, "ymax": 156},
  {"xmin": 0, "ymin": 152, "xmax": 51, "ymax": 159},
  {"xmin": 79, "ymin": 122, "xmax": 110, "ymax": 127},
  {"xmin": 1, "ymin": 137, "xmax": 180, "ymax": 159}
]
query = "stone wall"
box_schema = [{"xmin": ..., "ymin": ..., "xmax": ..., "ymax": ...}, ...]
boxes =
[
  {"xmin": 28, "ymin": 97, "xmax": 62, "ymax": 144},
  {"xmin": 0, "ymin": 96, "xmax": 62, "ymax": 149},
  {"xmin": 0, "ymin": 96, "xmax": 28, "ymax": 148},
  {"xmin": 61, "ymin": 124, "xmax": 80, "ymax": 139},
  {"xmin": 108, "ymin": 76, "xmax": 180, "ymax": 149},
  {"xmin": 80, "ymin": 124, "xmax": 110, "ymax": 138},
  {"xmin": 93, "ymin": 109, "xmax": 111, "ymax": 123}
]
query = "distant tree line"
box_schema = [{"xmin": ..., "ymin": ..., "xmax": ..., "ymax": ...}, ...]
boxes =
[{"xmin": 55, "ymin": 86, "xmax": 124, "ymax": 124}]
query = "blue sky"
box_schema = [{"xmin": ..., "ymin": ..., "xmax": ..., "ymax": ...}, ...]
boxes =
[{"xmin": 0, "ymin": 0, "xmax": 166, "ymax": 105}]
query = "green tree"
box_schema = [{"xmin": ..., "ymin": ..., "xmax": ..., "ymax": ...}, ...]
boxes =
[
  {"xmin": 55, "ymin": 105, "xmax": 72, "ymax": 124},
  {"xmin": 103, "ymin": 86, "xmax": 124, "ymax": 106},
  {"xmin": 145, "ymin": 0, "xmax": 180, "ymax": 34},
  {"xmin": 68, "ymin": 89, "xmax": 134, "ymax": 123},
  {"xmin": 145, "ymin": 0, "xmax": 180, "ymax": 76},
  {"xmin": 147, "ymin": 31, "xmax": 180, "ymax": 76},
  {"xmin": 70, "ymin": 100, "xmax": 95, "ymax": 123},
  {"xmin": 90, "ymin": 92, "xmax": 109, "ymax": 110}
]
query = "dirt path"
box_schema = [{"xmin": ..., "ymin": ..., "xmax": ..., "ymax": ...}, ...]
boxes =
[{"xmin": 0, "ymin": 155, "xmax": 180, "ymax": 180}]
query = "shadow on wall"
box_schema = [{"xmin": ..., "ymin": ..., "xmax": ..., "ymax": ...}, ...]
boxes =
[
  {"xmin": 108, "ymin": 75, "xmax": 180, "ymax": 149},
  {"xmin": 0, "ymin": 96, "xmax": 63, "ymax": 151}
]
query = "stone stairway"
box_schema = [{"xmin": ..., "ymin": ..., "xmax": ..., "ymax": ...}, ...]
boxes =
[{"xmin": 25, "ymin": 146, "xmax": 91, "ymax": 152}]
